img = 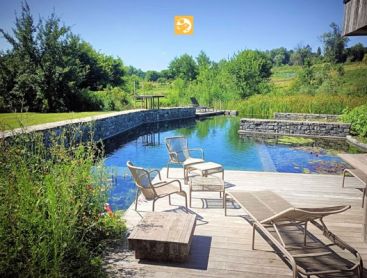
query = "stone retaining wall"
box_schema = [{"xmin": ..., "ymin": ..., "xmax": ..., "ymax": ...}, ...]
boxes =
[
  {"xmin": 274, "ymin": 112, "xmax": 340, "ymax": 122},
  {"xmin": 239, "ymin": 118, "xmax": 351, "ymax": 138},
  {"xmin": 1, "ymin": 108, "xmax": 196, "ymax": 141}
]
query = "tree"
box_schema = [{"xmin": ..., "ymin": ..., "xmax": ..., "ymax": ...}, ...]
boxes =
[
  {"xmin": 196, "ymin": 51, "xmax": 211, "ymax": 69},
  {"xmin": 347, "ymin": 43, "xmax": 366, "ymax": 62},
  {"xmin": 168, "ymin": 54, "xmax": 198, "ymax": 81},
  {"xmin": 321, "ymin": 23, "xmax": 349, "ymax": 63},
  {"xmin": 227, "ymin": 50, "xmax": 272, "ymax": 98},
  {"xmin": 316, "ymin": 47, "xmax": 322, "ymax": 57},
  {"xmin": 0, "ymin": 2, "xmax": 39, "ymax": 111},
  {"xmin": 145, "ymin": 70, "xmax": 160, "ymax": 81},
  {"xmin": 0, "ymin": 2, "xmax": 126, "ymax": 112},
  {"xmin": 126, "ymin": 65, "xmax": 145, "ymax": 78},
  {"xmin": 269, "ymin": 47, "xmax": 290, "ymax": 66},
  {"xmin": 290, "ymin": 44, "xmax": 313, "ymax": 65}
]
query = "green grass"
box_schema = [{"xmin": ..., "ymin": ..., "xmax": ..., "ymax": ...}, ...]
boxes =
[
  {"xmin": 271, "ymin": 62, "xmax": 367, "ymax": 94},
  {"xmin": 221, "ymin": 94, "xmax": 367, "ymax": 118},
  {"xmin": 0, "ymin": 111, "xmax": 114, "ymax": 130}
]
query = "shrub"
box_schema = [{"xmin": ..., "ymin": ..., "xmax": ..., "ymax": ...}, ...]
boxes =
[
  {"xmin": 77, "ymin": 87, "xmax": 132, "ymax": 111},
  {"xmin": 341, "ymin": 104, "xmax": 367, "ymax": 137},
  {"xmin": 0, "ymin": 126, "xmax": 125, "ymax": 277}
]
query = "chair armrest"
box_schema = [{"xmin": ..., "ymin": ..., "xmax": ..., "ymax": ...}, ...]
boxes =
[
  {"xmin": 168, "ymin": 151, "xmax": 179, "ymax": 163},
  {"xmin": 153, "ymin": 179, "xmax": 182, "ymax": 191},
  {"xmin": 188, "ymin": 148, "xmax": 204, "ymax": 159},
  {"xmin": 148, "ymin": 169, "xmax": 162, "ymax": 181}
]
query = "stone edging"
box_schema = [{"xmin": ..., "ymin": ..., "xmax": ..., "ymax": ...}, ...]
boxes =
[
  {"xmin": 239, "ymin": 118, "xmax": 351, "ymax": 138},
  {"xmin": 346, "ymin": 135, "xmax": 367, "ymax": 151},
  {"xmin": 1, "ymin": 107, "xmax": 196, "ymax": 141}
]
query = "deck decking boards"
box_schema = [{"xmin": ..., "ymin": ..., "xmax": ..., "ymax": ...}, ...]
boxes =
[{"xmin": 103, "ymin": 169, "xmax": 367, "ymax": 277}]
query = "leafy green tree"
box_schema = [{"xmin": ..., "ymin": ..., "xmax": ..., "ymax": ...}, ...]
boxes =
[
  {"xmin": 290, "ymin": 45, "xmax": 313, "ymax": 65},
  {"xmin": 168, "ymin": 54, "xmax": 198, "ymax": 81},
  {"xmin": 126, "ymin": 65, "xmax": 145, "ymax": 78},
  {"xmin": 321, "ymin": 23, "xmax": 349, "ymax": 63},
  {"xmin": 36, "ymin": 14, "xmax": 86, "ymax": 112},
  {"xmin": 227, "ymin": 50, "xmax": 272, "ymax": 98},
  {"xmin": 196, "ymin": 51, "xmax": 211, "ymax": 69},
  {"xmin": 0, "ymin": 2, "xmax": 39, "ymax": 111},
  {"xmin": 0, "ymin": 2, "xmax": 126, "ymax": 112},
  {"xmin": 316, "ymin": 47, "xmax": 322, "ymax": 57},
  {"xmin": 269, "ymin": 47, "xmax": 290, "ymax": 66},
  {"xmin": 346, "ymin": 43, "xmax": 366, "ymax": 62},
  {"xmin": 145, "ymin": 70, "xmax": 160, "ymax": 81}
]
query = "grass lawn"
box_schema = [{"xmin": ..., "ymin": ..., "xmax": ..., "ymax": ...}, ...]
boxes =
[{"xmin": 0, "ymin": 111, "xmax": 115, "ymax": 131}]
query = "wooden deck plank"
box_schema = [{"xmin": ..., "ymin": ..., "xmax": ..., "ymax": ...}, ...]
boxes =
[{"xmin": 103, "ymin": 169, "xmax": 367, "ymax": 277}]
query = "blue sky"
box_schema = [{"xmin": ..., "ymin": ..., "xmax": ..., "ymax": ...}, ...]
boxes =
[{"xmin": 1, "ymin": 0, "xmax": 366, "ymax": 71}]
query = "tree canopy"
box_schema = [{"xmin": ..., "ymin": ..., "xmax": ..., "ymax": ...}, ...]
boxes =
[
  {"xmin": 321, "ymin": 23, "xmax": 349, "ymax": 63},
  {"xmin": 0, "ymin": 2, "xmax": 125, "ymax": 112}
]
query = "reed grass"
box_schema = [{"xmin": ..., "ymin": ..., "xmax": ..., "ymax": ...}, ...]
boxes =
[{"xmin": 218, "ymin": 94, "xmax": 367, "ymax": 118}]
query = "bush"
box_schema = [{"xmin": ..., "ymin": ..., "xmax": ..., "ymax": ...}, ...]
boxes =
[
  {"xmin": 0, "ymin": 127, "xmax": 125, "ymax": 277},
  {"xmin": 78, "ymin": 87, "xmax": 132, "ymax": 111},
  {"xmin": 341, "ymin": 104, "xmax": 367, "ymax": 137}
]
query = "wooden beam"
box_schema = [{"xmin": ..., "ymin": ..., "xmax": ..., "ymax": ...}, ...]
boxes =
[{"xmin": 343, "ymin": 0, "xmax": 367, "ymax": 36}]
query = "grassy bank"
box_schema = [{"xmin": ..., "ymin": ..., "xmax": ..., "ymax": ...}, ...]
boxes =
[
  {"xmin": 0, "ymin": 111, "xmax": 114, "ymax": 131},
  {"xmin": 218, "ymin": 94, "xmax": 367, "ymax": 118}
]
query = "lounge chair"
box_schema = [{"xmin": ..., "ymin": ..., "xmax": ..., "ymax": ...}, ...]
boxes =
[
  {"xmin": 225, "ymin": 190, "xmax": 363, "ymax": 278},
  {"xmin": 127, "ymin": 161, "xmax": 187, "ymax": 211},
  {"xmin": 165, "ymin": 136, "xmax": 204, "ymax": 178},
  {"xmin": 342, "ymin": 168, "xmax": 367, "ymax": 208},
  {"xmin": 190, "ymin": 97, "xmax": 212, "ymax": 112}
]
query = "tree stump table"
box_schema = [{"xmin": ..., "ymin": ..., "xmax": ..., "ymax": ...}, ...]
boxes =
[{"xmin": 128, "ymin": 212, "xmax": 196, "ymax": 262}]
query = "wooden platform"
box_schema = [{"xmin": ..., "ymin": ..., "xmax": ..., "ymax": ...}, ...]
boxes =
[
  {"xmin": 103, "ymin": 169, "xmax": 367, "ymax": 277},
  {"xmin": 195, "ymin": 110, "xmax": 225, "ymax": 118}
]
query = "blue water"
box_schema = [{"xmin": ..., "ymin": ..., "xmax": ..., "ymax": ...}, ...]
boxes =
[{"xmin": 103, "ymin": 116, "xmax": 358, "ymax": 210}]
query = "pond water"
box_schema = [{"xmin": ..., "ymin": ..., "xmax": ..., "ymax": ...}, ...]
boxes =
[{"xmin": 103, "ymin": 116, "xmax": 359, "ymax": 210}]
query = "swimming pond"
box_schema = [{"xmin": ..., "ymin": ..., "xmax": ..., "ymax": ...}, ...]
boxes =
[{"xmin": 103, "ymin": 116, "xmax": 359, "ymax": 210}]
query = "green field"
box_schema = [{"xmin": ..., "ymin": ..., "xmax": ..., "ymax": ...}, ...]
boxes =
[
  {"xmin": 0, "ymin": 112, "xmax": 114, "ymax": 131},
  {"xmin": 271, "ymin": 62, "xmax": 367, "ymax": 94}
]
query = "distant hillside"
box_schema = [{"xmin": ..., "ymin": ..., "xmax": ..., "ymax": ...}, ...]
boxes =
[{"xmin": 271, "ymin": 62, "xmax": 367, "ymax": 95}]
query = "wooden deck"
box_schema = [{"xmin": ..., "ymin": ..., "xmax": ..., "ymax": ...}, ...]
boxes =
[
  {"xmin": 195, "ymin": 110, "xmax": 225, "ymax": 118},
  {"xmin": 103, "ymin": 169, "xmax": 367, "ymax": 277}
]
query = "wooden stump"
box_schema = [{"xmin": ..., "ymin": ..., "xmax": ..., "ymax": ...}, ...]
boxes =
[{"xmin": 128, "ymin": 212, "xmax": 196, "ymax": 262}]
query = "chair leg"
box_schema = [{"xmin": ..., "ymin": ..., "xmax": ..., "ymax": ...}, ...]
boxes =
[
  {"xmin": 363, "ymin": 186, "xmax": 366, "ymax": 208},
  {"xmin": 342, "ymin": 170, "xmax": 347, "ymax": 188},
  {"xmin": 180, "ymin": 191, "xmax": 188, "ymax": 213},
  {"xmin": 134, "ymin": 189, "xmax": 140, "ymax": 211},
  {"xmin": 252, "ymin": 223, "xmax": 256, "ymax": 250},
  {"xmin": 152, "ymin": 199, "xmax": 156, "ymax": 211},
  {"xmin": 189, "ymin": 189, "xmax": 192, "ymax": 208},
  {"xmin": 167, "ymin": 163, "xmax": 170, "ymax": 178},
  {"xmin": 169, "ymin": 194, "xmax": 171, "ymax": 205},
  {"xmin": 224, "ymin": 193, "xmax": 227, "ymax": 216}
]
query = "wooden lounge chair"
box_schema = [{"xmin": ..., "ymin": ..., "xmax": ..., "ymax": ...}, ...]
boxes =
[
  {"xmin": 127, "ymin": 161, "xmax": 187, "ymax": 212},
  {"xmin": 342, "ymin": 168, "xmax": 367, "ymax": 208},
  {"xmin": 165, "ymin": 136, "xmax": 204, "ymax": 178},
  {"xmin": 225, "ymin": 190, "xmax": 363, "ymax": 278},
  {"xmin": 190, "ymin": 97, "xmax": 211, "ymax": 112}
]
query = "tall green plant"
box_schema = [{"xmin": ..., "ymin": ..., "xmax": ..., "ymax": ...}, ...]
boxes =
[{"xmin": 0, "ymin": 127, "xmax": 125, "ymax": 277}]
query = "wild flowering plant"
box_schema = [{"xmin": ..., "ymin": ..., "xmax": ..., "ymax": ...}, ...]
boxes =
[{"xmin": 0, "ymin": 125, "xmax": 125, "ymax": 277}]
